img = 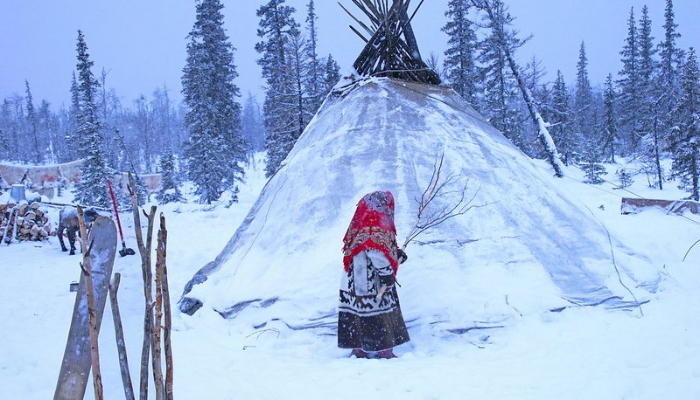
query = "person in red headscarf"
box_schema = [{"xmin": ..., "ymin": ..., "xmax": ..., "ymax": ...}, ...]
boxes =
[{"xmin": 338, "ymin": 190, "xmax": 409, "ymax": 359}]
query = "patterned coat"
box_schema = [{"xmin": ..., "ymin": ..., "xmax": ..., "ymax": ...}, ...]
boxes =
[{"xmin": 337, "ymin": 249, "xmax": 409, "ymax": 351}]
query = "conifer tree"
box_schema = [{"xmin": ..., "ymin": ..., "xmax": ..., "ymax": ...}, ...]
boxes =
[
  {"xmin": 322, "ymin": 54, "xmax": 341, "ymax": 94},
  {"xmin": 636, "ymin": 6, "xmax": 665, "ymax": 189},
  {"xmin": 156, "ymin": 146, "xmax": 184, "ymax": 204},
  {"xmin": 658, "ymin": 0, "xmax": 684, "ymax": 90},
  {"xmin": 617, "ymin": 8, "xmax": 641, "ymax": 154},
  {"xmin": 0, "ymin": 127, "xmax": 8, "ymax": 161},
  {"xmin": 573, "ymin": 42, "xmax": 594, "ymax": 164},
  {"xmin": 442, "ymin": 0, "xmax": 480, "ymax": 106},
  {"xmin": 24, "ymin": 81, "xmax": 43, "ymax": 164},
  {"xmin": 241, "ymin": 93, "xmax": 267, "ymax": 159},
  {"xmin": 669, "ymin": 47, "xmax": 699, "ymax": 201},
  {"xmin": 286, "ymin": 25, "xmax": 313, "ymax": 143},
  {"xmin": 182, "ymin": 0, "xmax": 245, "ymax": 204},
  {"xmin": 256, "ymin": 0, "xmax": 300, "ymax": 177},
  {"xmin": 655, "ymin": 0, "xmax": 684, "ymax": 179},
  {"xmin": 304, "ymin": 0, "xmax": 324, "ymax": 112},
  {"xmin": 602, "ymin": 74, "xmax": 618, "ymax": 163},
  {"xmin": 474, "ymin": 0, "xmax": 523, "ymax": 148},
  {"xmin": 73, "ymin": 30, "xmax": 111, "ymax": 208},
  {"xmin": 37, "ymin": 100, "xmax": 58, "ymax": 164},
  {"xmin": 550, "ymin": 70, "xmax": 574, "ymax": 165},
  {"xmin": 472, "ymin": 0, "xmax": 564, "ymax": 177},
  {"xmin": 65, "ymin": 72, "xmax": 80, "ymax": 162}
]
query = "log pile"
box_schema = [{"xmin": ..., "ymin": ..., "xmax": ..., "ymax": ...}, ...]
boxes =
[{"xmin": 1, "ymin": 201, "xmax": 54, "ymax": 243}]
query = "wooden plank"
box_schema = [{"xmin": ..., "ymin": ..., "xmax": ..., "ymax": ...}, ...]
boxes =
[{"xmin": 621, "ymin": 197, "xmax": 699, "ymax": 215}]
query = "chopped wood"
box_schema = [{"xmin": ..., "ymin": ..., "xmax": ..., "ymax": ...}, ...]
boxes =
[{"xmin": 0, "ymin": 201, "xmax": 53, "ymax": 243}]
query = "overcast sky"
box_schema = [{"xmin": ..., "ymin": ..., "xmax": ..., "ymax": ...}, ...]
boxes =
[{"xmin": 1, "ymin": 0, "xmax": 698, "ymax": 111}]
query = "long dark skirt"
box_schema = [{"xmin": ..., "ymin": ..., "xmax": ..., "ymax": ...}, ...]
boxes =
[{"xmin": 337, "ymin": 285, "xmax": 410, "ymax": 351}]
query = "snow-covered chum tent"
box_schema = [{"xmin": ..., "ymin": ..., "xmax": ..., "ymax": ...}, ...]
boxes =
[{"xmin": 179, "ymin": 0, "xmax": 659, "ymax": 335}]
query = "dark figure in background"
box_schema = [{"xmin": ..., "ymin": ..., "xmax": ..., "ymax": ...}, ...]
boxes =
[
  {"xmin": 58, "ymin": 206, "xmax": 99, "ymax": 255},
  {"xmin": 338, "ymin": 191, "xmax": 409, "ymax": 359}
]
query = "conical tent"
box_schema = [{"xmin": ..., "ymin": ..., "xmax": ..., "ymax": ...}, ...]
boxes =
[
  {"xmin": 179, "ymin": 0, "xmax": 659, "ymax": 333},
  {"xmin": 179, "ymin": 78, "xmax": 659, "ymax": 333}
]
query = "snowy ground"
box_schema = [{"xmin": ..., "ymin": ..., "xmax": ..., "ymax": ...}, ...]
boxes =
[{"xmin": 1, "ymin": 155, "xmax": 699, "ymax": 400}]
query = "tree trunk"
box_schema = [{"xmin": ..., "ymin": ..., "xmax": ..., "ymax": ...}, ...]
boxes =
[{"xmin": 653, "ymin": 114, "xmax": 664, "ymax": 190}]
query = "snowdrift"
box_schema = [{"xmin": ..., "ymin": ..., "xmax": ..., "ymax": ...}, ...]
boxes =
[{"xmin": 180, "ymin": 78, "xmax": 659, "ymax": 333}]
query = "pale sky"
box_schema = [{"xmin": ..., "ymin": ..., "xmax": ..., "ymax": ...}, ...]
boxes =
[{"xmin": 1, "ymin": 0, "xmax": 698, "ymax": 111}]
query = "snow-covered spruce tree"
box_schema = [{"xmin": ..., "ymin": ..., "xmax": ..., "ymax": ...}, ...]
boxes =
[
  {"xmin": 182, "ymin": 0, "xmax": 245, "ymax": 204},
  {"xmin": 133, "ymin": 94, "xmax": 156, "ymax": 173},
  {"xmin": 256, "ymin": 0, "xmax": 300, "ymax": 177},
  {"xmin": 472, "ymin": 0, "xmax": 564, "ymax": 177},
  {"xmin": 63, "ymin": 72, "xmax": 81, "ymax": 162},
  {"xmin": 0, "ymin": 101, "xmax": 16, "ymax": 162},
  {"xmin": 0, "ymin": 127, "xmax": 8, "ymax": 161},
  {"xmin": 241, "ymin": 93, "xmax": 266, "ymax": 160},
  {"xmin": 550, "ymin": 70, "xmax": 575, "ymax": 165},
  {"xmin": 636, "ymin": 6, "xmax": 665, "ymax": 190},
  {"xmin": 24, "ymin": 81, "xmax": 42, "ymax": 164},
  {"xmin": 615, "ymin": 168, "xmax": 634, "ymax": 189},
  {"xmin": 617, "ymin": 8, "xmax": 641, "ymax": 155},
  {"xmin": 581, "ymin": 98, "xmax": 607, "ymax": 185},
  {"xmin": 287, "ymin": 25, "xmax": 315, "ymax": 143},
  {"xmin": 151, "ymin": 86, "xmax": 182, "ymax": 158},
  {"xmin": 38, "ymin": 100, "xmax": 59, "ymax": 164},
  {"xmin": 602, "ymin": 74, "xmax": 619, "ymax": 163},
  {"xmin": 668, "ymin": 47, "xmax": 700, "ymax": 201},
  {"xmin": 442, "ymin": 0, "xmax": 480, "ymax": 107},
  {"xmin": 473, "ymin": 0, "xmax": 524, "ymax": 148},
  {"xmin": 73, "ymin": 30, "xmax": 112, "ymax": 209},
  {"xmin": 156, "ymin": 146, "xmax": 184, "ymax": 204},
  {"xmin": 304, "ymin": 0, "xmax": 324, "ymax": 112},
  {"xmin": 573, "ymin": 42, "xmax": 594, "ymax": 165},
  {"xmin": 322, "ymin": 54, "xmax": 341, "ymax": 94}
]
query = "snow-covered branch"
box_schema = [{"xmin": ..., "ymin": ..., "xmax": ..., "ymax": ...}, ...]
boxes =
[{"xmin": 403, "ymin": 153, "xmax": 478, "ymax": 249}]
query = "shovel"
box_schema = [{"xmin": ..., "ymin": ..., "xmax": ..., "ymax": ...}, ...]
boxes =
[{"xmin": 107, "ymin": 179, "xmax": 136, "ymax": 257}]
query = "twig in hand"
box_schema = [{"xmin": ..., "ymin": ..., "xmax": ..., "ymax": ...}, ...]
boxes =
[{"xmin": 403, "ymin": 153, "xmax": 478, "ymax": 249}]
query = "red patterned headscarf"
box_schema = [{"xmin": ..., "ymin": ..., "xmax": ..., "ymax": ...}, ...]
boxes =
[{"xmin": 342, "ymin": 191, "xmax": 399, "ymax": 275}]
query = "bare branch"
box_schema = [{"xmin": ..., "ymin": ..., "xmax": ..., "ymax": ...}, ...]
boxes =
[{"xmin": 403, "ymin": 153, "xmax": 479, "ymax": 249}]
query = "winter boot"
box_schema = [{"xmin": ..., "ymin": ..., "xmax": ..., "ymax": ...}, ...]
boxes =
[
  {"xmin": 350, "ymin": 348, "xmax": 369, "ymax": 359},
  {"xmin": 376, "ymin": 348, "xmax": 396, "ymax": 359}
]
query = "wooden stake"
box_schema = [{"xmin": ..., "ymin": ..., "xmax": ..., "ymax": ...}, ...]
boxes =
[
  {"xmin": 109, "ymin": 273, "xmax": 136, "ymax": 400},
  {"xmin": 128, "ymin": 172, "xmax": 154, "ymax": 400},
  {"xmin": 153, "ymin": 216, "xmax": 165, "ymax": 400},
  {"xmin": 77, "ymin": 205, "xmax": 103, "ymax": 400},
  {"xmin": 158, "ymin": 213, "xmax": 175, "ymax": 400}
]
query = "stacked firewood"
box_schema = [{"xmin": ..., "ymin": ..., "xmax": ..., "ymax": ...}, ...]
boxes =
[{"xmin": 0, "ymin": 201, "xmax": 54, "ymax": 243}]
